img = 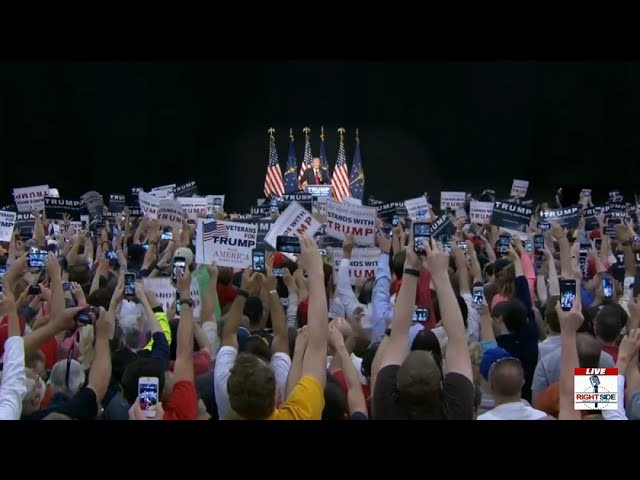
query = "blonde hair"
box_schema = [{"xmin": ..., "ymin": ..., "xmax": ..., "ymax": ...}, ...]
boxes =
[
  {"xmin": 23, "ymin": 368, "xmax": 46, "ymax": 415},
  {"xmin": 78, "ymin": 325, "xmax": 95, "ymax": 369}
]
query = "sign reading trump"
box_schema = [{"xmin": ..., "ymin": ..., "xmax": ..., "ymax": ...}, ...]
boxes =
[{"xmin": 325, "ymin": 199, "xmax": 376, "ymax": 246}]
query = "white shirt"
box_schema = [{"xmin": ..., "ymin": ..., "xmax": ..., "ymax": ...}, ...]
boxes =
[
  {"xmin": 537, "ymin": 335, "xmax": 561, "ymax": 360},
  {"xmin": 477, "ymin": 401, "xmax": 548, "ymax": 420},
  {"xmin": 213, "ymin": 346, "xmax": 291, "ymax": 420},
  {"xmin": 0, "ymin": 337, "xmax": 27, "ymax": 420}
]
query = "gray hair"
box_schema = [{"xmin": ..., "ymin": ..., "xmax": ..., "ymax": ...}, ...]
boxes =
[{"xmin": 50, "ymin": 359, "xmax": 86, "ymax": 398}]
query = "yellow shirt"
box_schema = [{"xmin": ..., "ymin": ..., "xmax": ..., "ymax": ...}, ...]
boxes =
[
  {"xmin": 269, "ymin": 376, "xmax": 324, "ymax": 420},
  {"xmin": 143, "ymin": 311, "xmax": 171, "ymax": 351}
]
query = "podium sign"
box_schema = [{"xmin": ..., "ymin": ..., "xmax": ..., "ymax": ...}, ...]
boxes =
[{"xmin": 304, "ymin": 184, "xmax": 333, "ymax": 198}]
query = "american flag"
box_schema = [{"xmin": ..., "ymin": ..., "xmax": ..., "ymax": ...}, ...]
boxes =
[
  {"xmin": 202, "ymin": 220, "xmax": 228, "ymax": 242},
  {"xmin": 264, "ymin": 130, "xmax": 284, "ymax": 198},
  {"xmin": 331, "ymin": 128, "xmax": 351, "ymax": 201},
  {"xmin": 298, "ymin": 127, "xmax": 313, "ymax": 186}
]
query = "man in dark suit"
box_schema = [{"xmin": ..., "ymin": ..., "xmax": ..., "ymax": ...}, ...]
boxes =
[{"xmin": 301, "ymin": 157, "xmax": 330, "ymax": 185}]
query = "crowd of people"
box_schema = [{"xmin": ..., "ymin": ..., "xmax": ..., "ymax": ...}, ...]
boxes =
[{"xmin": 0, "ymin": 187, "xmax": 639, "ymax": 421}]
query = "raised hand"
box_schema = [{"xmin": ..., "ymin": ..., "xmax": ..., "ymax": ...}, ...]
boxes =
[
  {"xmin": 241, "ymin": 268, "xmax": 262, "ymax": 296},
  {"xmin": 422, "ymin": 237, "xmax": 449, "ymax": 275},
  {"xmin": 328, "ymin": 323, "xmax": 346, "ymax": 349},
  {"xmin": 555, "ymin": 299, "xmax": 584, "ymax": 334},
  {"xmin": 297, "ymin": 233, "xmax": 323, "ymax": 277}
]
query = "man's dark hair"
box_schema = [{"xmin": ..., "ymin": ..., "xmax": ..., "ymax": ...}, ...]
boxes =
[
  {"xmin": 322, "ymin": 374, "xmax": 347, "ymax": 420},
  {"xmin": 595, "ymin": 305, "xmax": 627, "ymax": 343},
  {"xmin": 545, "ymin": 296, "xmax": 561, "ymax": 334},
  {"xmin": 358, "ymin": 278, "xmax": 375, "ymax": 305},
  {"xmin": 86, "ymin": 287, "xmax": 113, "ymax": 310},
  {"xmin": 227, "ymin": 353, "xmax": 276, "ymax": 420},
  {"xmin": 577, "ymin": 333, "xmax": 602, "ymax": 368},
  {"xmin": 120, "ymin": 358, "xmax": 166, "ymax": 405},
  {"xmin": 243, "ymin": 296, "xmax": 263, "ymax": 327},
  {"xmin": 489, "ymin": 358, "xmax": 524, "ymax": 397},
  {"xmin": 433, "ymin": 294, "xmax": 468, "ymax": 329},
  {"xmin": 217, "ymin": 267, "xmax": 234, "ymax": 286},
  {"xmin": 241, "ymin": 335, "xmax": 271, "ymax": 363},
  {"xmin": 68, "ymin": 264, "xmax": 90, "ymax": 286},
  {"xmin": 397, "ymin": 350, "xmax": 442, "ymax": 415},
  {"xmin": 492, "ymin": 299, "xmax": 528, "ymax": 333},
  {"xmin": 392, "ymin": 251, "xmax": 406, "ymax": 279}
]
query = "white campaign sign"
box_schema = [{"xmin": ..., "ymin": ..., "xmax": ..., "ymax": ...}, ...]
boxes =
[
  {"xmin": 404, "ymin": 196, "xmax": 430, "ymax": 220},
  {"xmin": 157, "ymin": 199, "xmax": 185, "ymax": 229},
  {"xmin": 264, "ymin": 201, "xmax": 321, "ymax": 249},
  {"xmin": 470, "ymin": 201, "xmax": 494, "ymax": 224},
  {"xmin": 0, "ymin": 211, "xmax": 16, "ymax": 242},
  {"xmin": 138, "ymin": 191, "xmax": 160, "ymax": 220},
  {"xmin": 196, "ymin": 219, "xmax": 257, "ymax": 269},
  {"xmin": 343, "ymin": 197, "xmax": 363, "ymax": 206},
  {"xmin": 81, "ymin": 191, "xmax": 104, "ymax": 216},
  {"xmin": 150, "ymin": 184, "xmax": 176, "ymax": 199},
  {"xmin": 13, "ymin": 184, "xmax": 50, "ymax": 213},
  {"xmin": 510, "ymin": 179, "xmax": 529, "ymax": 198},
  {"xmin": 331, "ymin": 248, "xmax": 379, "ymax": 285},
  {"xmin": 325, "ymin": 199, "xmax": 376, "ymax": 246},
  {"xmin": 143, "ymin": 277, "xmax": 201, "ymax": 318},
  {"xmin": 440, "ymin": 191, "xmax": 466, "ymax": 210},
  {"xmin": 177, "ymin": 197, "xmax": 210, "ymax": 219}
]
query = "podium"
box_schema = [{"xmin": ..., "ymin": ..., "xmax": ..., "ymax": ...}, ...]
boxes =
[{"xmin": 304, "ymin": 184, "xmax": 333, "ymax": 199}]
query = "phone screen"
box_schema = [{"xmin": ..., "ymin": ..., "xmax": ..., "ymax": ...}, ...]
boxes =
[
  {"xmin": 412, "ymin": 222, "xmax": 431, "ymax": 255},
  {"xmin": 28, "ymin": 249, "xmax": 47, "ymax": 268},
  {"xmin": 161, "ymin": 231, "xmax": 173, "ymax": 240},
  {"xmin": 173, "ymin": 258, "xmax": 186, "ymax": 281},
  {"xmin": 124, "ymin": 273, "xmax": 136, "ymax": 296},
  {"xmin": 273, "ymin": 267, "xmax": 283, "ymax": 277},
  {"xmin": 602, "ymin": 277, "xmax": 613, "ymax": 299},
  {"xmin": 106, "ymin": 250, "xmax": 118, "ymax": 261},
  {"xmin": 560, "ymin": 279, "xmax": 577, "ymax": 311},
  {"xmin": 63, "ymin": 282, "xmax": 73, "ymax": 292},
  {"xmin": 276, "ymin": 236, "xmax": 301, "ymax": 254},
  {"xmin": 392, "ymin": 215, "xmax": 399, "ymax": 227},
  {"xmin": 252, "ymin": 250, "xmax": 266, "ymax": 274},
  {"xmin": 579, "ymin": 248, "xmax": 588, "ymax": 276},
  {"xmin": 472, "ymin": 286, "xmax": 484, "ymax": 306},
  {"xmin": 412, "ymin": 308, "xmax": 429, "ymax": 322},
  {"xmin": 138, "ymin": 378, "xmax": 159, "ymax": 418},
  {"xmin": 594, "ymin": 238, "xmax": 602, "ymax": 251},
  {"xmin": 442, "ymin": 241, "xmax": 452, "ymax": 253},
  {"xmin": 457, "ymin": 241, "xmax": 468, "ymax": 251},
  {"xmin": 524, "ymin": 240, "xmax": 533, "ymax": 253},
  {"xmin": 498, "ymin": 235, "xmax": 511, "ymax": 255},
  {"xmin": 404, "ymin": 218, "xmax": 413, "ymax": 237},
  {"xmin": 533, "ymin": 234, "xmax": 544, "ymax": 252}
]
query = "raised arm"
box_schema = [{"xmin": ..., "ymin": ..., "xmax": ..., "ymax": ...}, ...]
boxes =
[
  {"xmin": 0, "ymin": 288, "xmax": 27, "ymax": 420},
  {"xmin": 453, "ymin": 244, "xmax": 471, "ymax": 295},
  {"xmin": 221, "ymin": 268, "xmax": 260, "ymax": 349},
  {"xmin": 173, "ymin": 267, "xmax": 194, "ymax": 384},
  {"xmin": 336, "ymin": 234, "xmax": 361, "ymax": 317},
  {"xmin": 377, "ymin": 236, "xmax": 421, "ymax": 370},
  {"xmin": 297, "ymin": 233, "xmax": 329, "ymax": 388},
  {"xmin": 286, "ymin": 326, "xmax": 308, "ymax": 398},
  {"xmin": 551, "ymin": 223, "xmax": 573, "ymax": 280},
  {"xmin": 88, "ymin": 307, "xmax": 114, "ymax": 403},
  {"xmin": 282, "ymin": 268, "xmax": 299, "ymax": 329},
  {"xmin": 426, "ymin": 240, "xmax": 473, "ymax": 381},
  {"xmin": 265, "ymin": 254, "xmax": 288, "ymax": 356},
  {"xmin": 611, "ymin": 330, "xmax": 640, "ymax": 420},
  {"xmin": 467, "ymin": 240, "xmax": 483, "ymax": 284},
  {"xmin": 329, "ymin": 323, "xmax": 368, "ymax": 417},
  {"xmin": 556, "ymin": 301, "xmax": 583, "ymax": 420},
  {"xmin": 371, "ymin": 229, "xmax": 394, "ymax": 343}
]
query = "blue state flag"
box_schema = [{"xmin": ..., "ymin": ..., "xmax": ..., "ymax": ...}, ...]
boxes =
[
  {"xmin": 283, "ymin": 130, "xmax": 299, "ymax": 194},
  {"xmin": 349, "ymin": 133, "xmax": 365, "ymax": 201}
]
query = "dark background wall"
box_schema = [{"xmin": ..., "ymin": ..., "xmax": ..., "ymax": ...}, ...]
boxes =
[{"xmin": 0, "ymin": 61, "xmax": 638, "ymax": 210}]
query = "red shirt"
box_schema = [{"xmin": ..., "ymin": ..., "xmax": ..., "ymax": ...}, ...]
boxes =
[
  {"xmin": 602, "ymin": 344, "xmax": 619, "ymax": 364},
  {"xmin": 331, "ymin": 370, "xmax": 371, "ymax": 418},
  {"xmin": 163, "ymin": 380, "xmax": 198, "ymax": 420}
]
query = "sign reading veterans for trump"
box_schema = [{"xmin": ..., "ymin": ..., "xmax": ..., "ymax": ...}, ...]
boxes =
[
  {"xmin": 173, "ymin": 181, "xmax": 199, "ymax": 198},
  {"xmin": 109, "ymin": 194, "xmax": 126, "ymax": 213},
  {"xmin": 510, "ymin": 179, "xmax": 529, "ymax": 199},
  {"xmin": 44, "ymin": 197, "xmax": 81, "ymax": 221},
  {"xmin": 196, "ymin": 219, "xmax": 257, "ymax": 269},
  {"xmin": 404, "ymin": 196, "xmax": 430, "ymax": 221},
  {"xmin": 157, "ymin": 199, "xmax": 186, "ymax": 229},
  {"xmin": 325, "ymin": 199, "xmax": 376, "ymax": 246},
  {"xmin": 440, "ymin": 192, "xmax": 466, "ymax": 211},
  {"xmin": 138, "ymin": 191, "xmax": 160, "ymax": 220},
  {"xmin": 177, "ymin": 197, "xmax": 210, "ymax": 220},
  {"xmin": 13, "ymin": 184, "xmax": 49, "ymax": 213},
  {"xmin": 490, "ymin": 201, "xmax": 533, "ymax": 232},
  {"xmin": 264, "ymin": 201, "xmax": 321, "ymax": 250},
  {"xmin": 331, "ymin": 248, "xmax": 379, "ymax": 285},
  {"xmin": 470, "ymin": 201, "xmax": 494, "ymax": 224},
  {"xmin": 540, "ymin": 205, "xmax": 582, "ymax": 230},
  {"xmin": 236, "ymin": 218, "xmax": 274, "ymax": 250},
  {"xmin": 0, "ymin": 211, "xmax": 16, "ymax": 242}
]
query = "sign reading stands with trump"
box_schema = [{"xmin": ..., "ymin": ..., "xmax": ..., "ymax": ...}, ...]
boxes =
[
  {"xmin": 331, "ymin": 248, "xmax": 379, "ymax": 285},
  {"xmin": 196, "ymin": 219, "xmax": 257, "ymax": 269},
  {"xmin": 264, "ymin": 201, "xmax": 322, "ymax": 249},
  {"xmin": 325, "ymin": 199, "xmax": 376, "ymax": 246}
]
